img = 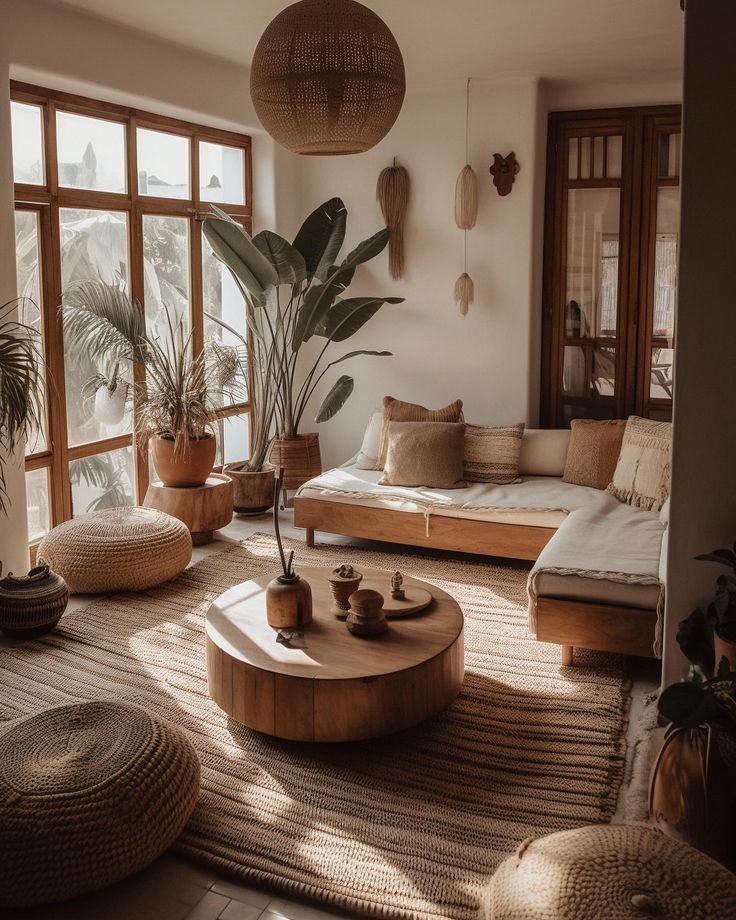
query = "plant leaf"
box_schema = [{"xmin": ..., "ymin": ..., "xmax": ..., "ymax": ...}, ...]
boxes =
[
  {"xmin": 292, "ymin": 198, "xmax": 347, "ymax": 281},
  {"xmin": 315, "ymin": 296, "xmax": 403, "ymax": 342},
  {"xmin": 341, "ymin": 228, "xmax": 391, "ymax": 269},
  {"xmin": 291, "ymin": 266, "xmax": 355, "ymax": 348},
  {"xmin": 253, "ymin": 230, "xmax": 307, "ymax": 285},
  {"xmin": 658, "ymin": 681, "xmax": 722, "ymax": 729},
  {"xmin": 695, "ymin": 549, "xmax": 736, "ymax": 570},
  {"xmin": 203, "ymin": 217, "xmax": 278, "ymax": 300},
  {"xmin": 315, "ymin": 375, "xmax": 354, "ymax": 423}
]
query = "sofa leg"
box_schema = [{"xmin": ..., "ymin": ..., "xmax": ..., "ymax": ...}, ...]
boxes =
[
  {"xmin": 561, "ymin": 645, "xmax": 574, "ymax": 667},
  {"xmin": 305, "ymin": 527, "xmax": 315, "ymax": 548}
]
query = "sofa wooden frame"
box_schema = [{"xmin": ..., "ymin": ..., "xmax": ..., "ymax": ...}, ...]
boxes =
[{"xmin": 293, "ymin": 495, "xmax": 658, "ymax": 665}]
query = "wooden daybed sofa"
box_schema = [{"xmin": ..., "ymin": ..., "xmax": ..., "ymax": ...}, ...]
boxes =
[{"xmin": 293, "ymin": 428, "xmax": 666, "ymax": 665}]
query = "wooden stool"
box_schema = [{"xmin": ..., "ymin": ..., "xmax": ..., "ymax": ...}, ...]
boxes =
[{"xmin": 144, "ymin": 473, "xmax": 233, "ymax": 545}]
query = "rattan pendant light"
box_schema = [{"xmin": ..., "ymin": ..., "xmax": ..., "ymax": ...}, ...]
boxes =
[{"xmin": 250, "ymin": 0, "xmax": 406, "ymax": 156}]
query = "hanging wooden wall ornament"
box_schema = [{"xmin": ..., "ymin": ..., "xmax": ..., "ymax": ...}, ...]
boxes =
[
  {"xmin": 377, "ymin": 158, "xmax": 410, "ymax": 280},
  {"xmin": 454, "ymin": 78, "xmax": 476, "ymax": 315}
]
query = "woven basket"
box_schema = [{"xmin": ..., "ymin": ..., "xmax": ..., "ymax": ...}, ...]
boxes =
[
  {"xmin": 0, "ymin": 563, "xmax": 68, "ymax": 638},
  {"xmin": 484, "ymin": 824, "xmax": 736, "ymax": 920},
  {"xmin": 0, "ymin": 701, "xmax": 200, "ymax": 908},
  {"xmin": 37, "ymin": 507, "xmax": 192, "ymax": 594},
  {"xmin": 270, "ymin": 433, "xmax": 322, "ymax": 491}
]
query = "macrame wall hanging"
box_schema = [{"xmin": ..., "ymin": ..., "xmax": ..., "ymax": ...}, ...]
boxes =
[
  {"xmin": 377, "ymin": 158, "xmax": 410, "ymax": 280},
  {"xmin": 454, "ymin": 78, "xmax": 477, "ymax": 316}
]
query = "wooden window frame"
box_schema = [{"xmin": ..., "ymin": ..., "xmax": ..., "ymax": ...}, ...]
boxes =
[
  {"xmin": 11, "ymin": 81, "xmax": 253, "ymax": 547},
  {"xmin": 540, "ymin": 105, "xmax": 681, "ymax": 428}
]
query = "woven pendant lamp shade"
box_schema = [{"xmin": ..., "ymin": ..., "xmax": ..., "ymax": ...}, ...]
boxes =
[{"xmin": 251, "ymin": 0, "xmax": 405, "ymax": 155}]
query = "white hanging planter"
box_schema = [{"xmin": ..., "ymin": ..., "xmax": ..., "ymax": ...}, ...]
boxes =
[{"xmin": 94, "ymin": 382, "xmax": 128, "ymax": 426}]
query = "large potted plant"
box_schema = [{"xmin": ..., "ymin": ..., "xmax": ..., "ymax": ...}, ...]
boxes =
[
  {"xmin": 62, "ymin": 282, "xmax": 242, "ymax": 488},
  {"xmin": 650, "ymin": 543, "xmax": 736, "ymax": 869},
  {"xmin": 203, "ymin": 198, "xmax": 401, "ymax": 491}
]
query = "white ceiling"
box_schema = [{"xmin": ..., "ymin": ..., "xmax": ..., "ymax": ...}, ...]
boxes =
[{"xmin": 44, "ymin": 0, "xmax": 684, "ymax": 90}]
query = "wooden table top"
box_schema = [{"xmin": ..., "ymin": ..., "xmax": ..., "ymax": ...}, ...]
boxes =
[{"xmin": 205, "ymin": 565, "xmax": 464, "ymax": 682}]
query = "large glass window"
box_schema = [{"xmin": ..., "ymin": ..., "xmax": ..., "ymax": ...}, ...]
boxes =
[{"xmin": 11, "ymin": 84, "xmax": 252, "ymax": 546}]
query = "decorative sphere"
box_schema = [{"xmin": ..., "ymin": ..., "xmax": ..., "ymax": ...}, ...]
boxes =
[{"xmin": 250, "ymin": 0, "xmax": 406, "ymax": 155}]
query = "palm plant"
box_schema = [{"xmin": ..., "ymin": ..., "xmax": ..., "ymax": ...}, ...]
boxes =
[
  {"xmin": 202, "ymin": 198, "xmax": 401, "ymax": 438},
  {"xmin": 0, "ymin": 299, "xmax": 44, "ymax": 513}
]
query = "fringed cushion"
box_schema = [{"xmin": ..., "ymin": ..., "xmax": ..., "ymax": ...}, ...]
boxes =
[
  {"xmin": 563, "ymin": 418, "xmax": 626, "ymax": 490},
  {"xmin": 378, "ymin": 396, "xmax": 463, "ymax": 469},
  {"xmin": 464, "ymin": 423, "xmax": 525, "ymax": 484},
  {"xmin": 607, "ymin": 416, "xmax": 671, "ymax": 511}
]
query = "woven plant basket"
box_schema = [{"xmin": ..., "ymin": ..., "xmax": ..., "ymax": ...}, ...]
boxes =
[
  {"xmin": 0, "ymin": 563, "xmax": 68, "ymax": 638},
  {"xmin": 223, "ymin": 463, "xmax": 276, "ymax": 515},
  {"xmin": 270, "ymin": 433, "xmax": 322, "ymax": 490},
  {"xmin": 0, "ymin": 701, "xmax": 200, "ymax": 908}
]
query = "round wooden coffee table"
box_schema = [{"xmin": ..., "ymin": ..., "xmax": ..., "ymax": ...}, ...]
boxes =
[{"xmin": 205, "ymin": 565, "xmax": 464, "ymax": 742}]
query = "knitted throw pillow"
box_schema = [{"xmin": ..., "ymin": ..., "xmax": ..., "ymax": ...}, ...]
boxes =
[
  {"xmin": 563, "ymin": 419, "xmax": 627, "ymax": 490},
  {"xmin": 377, "ymin": 396, "xmax": 463, "ymax": 469},
  {"xmin": 463, "ymin": 423, "xmax": 525, "ymax": 484},
  {"xmin": 607, "ymin": 416, "xmax": 672, "ymax": 511},
  {"xmin": 379, "ymin": 422, "xmax": 467, "ymax": 489}
]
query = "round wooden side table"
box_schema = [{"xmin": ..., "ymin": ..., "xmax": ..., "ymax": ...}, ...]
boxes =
[
  {"xmin": 143, "ymin": 473, "xmax": 233, "ymax": 545},
  {"xmin": 205, "ymin": 565, "xmax": 465, "ymax": 742}
]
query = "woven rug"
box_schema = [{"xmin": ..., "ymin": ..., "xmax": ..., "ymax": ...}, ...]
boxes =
[{"xmin": 0, "ymin": 534, "xmax": 630, "ymax": 920}]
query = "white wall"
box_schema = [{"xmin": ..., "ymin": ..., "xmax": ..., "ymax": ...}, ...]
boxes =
[{"xmin": 299, "ymin": 80, "xmax": 545, "ymax": 469}]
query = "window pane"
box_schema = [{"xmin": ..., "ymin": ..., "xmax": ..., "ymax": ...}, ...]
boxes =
[
  {"xmin": 214, "ymin": 414, "xmax": 250, "ymax": 467},
  {"xmin": 11, "ymin": 101, "xmax": 45, "ymax": 185},
  {"xmin": 143, "ymin": 215, "xmax": 191, "ymax": 339},
  {"xmin": 26, "ymin": 468, "xmax": 50, "ymax": 543},
  {"xmin": 652, "ymin": 188, "xmax": 679, "ymax": 338},
  {"xmin": 137, "ymin": 128, "xmax": 190, "ymax": 199},
  {"xmin": 567, "ymin": 137, "xmax": 579, "ymax": 180},
  {"xmin": 199, "ymin": 141, "xmax": 245, "ymax": 204},
  {"xmin": 70, "ymin": 446, "xmax": 135, "ymax": 515},
  {"xmin": 203, "ymin": 236, "xmax": 247, "ymax": 407},
  {"xmin": 650, "ymin": 347, "xmax": 674, "ymax": 401},
  {"xmin": 56, "ymin": 111, "xmax": 126, "ymax": 193},
  {"xmin": 658, "ymin": 133, "xmax": 681, "ymax": 180},
  {"xmin": 14, "ymin": 211, "xmax": 47, "ymax": 455},
  {"xmin": 60, "ymin": 208, "xmax": 132, "ymax": 447},
  {"xmin": 606, "ymin": 135, "xmax": 623, "ymax": 180}
]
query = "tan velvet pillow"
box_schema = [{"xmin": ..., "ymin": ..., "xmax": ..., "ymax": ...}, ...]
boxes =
[
  {"xmin": 377, "ymin": 396, "xmax": 464, "ymax": 469},
  {"xmin": 379, "ymin": 421, "xmax": 467, "ymax": 489},
  {"xmin": 607, "ymin": 416, "xmax": 672, "ymax": 511},
  {"xmin": 464, "ymin": 423, "xmax": 525, "ymax": 484},
  {"xmin": 563, "ymin": 419, "xmax": 627, "ymax": 490}
]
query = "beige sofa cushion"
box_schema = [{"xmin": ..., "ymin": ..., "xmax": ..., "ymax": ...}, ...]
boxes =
[
  {"xmin": 533, "ymin": 570, "xmax": 661, "ymax": 610},
  {"xmin": 378, "ymin": 396, "xmax": 463, "ymax": 468},
  {"xmin": 519, "ymin": 429, "xmax": 571, "ymax": 477},
  {"xmin": 354, "ymin": 410, "xmax": 382, "ymax": 469},
  {"xmin": 563, "ymin": 419, "xmax": 626, "ymax": 490},
  {"xmin": 464, "ymin": 423, "xmax": 524, "ymax": 484},
  {"xmin": 379, "ymin": 421, "xmax": 467, "ymax": 489},
  {"xmin": 607, "ymin": 416, "xmax": 672, "ymax": 511}
]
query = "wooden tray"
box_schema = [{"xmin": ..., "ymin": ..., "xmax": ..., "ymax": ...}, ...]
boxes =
[{"xmin": 380, "ymin": 587, "xmax": 434, "ymax": 618}]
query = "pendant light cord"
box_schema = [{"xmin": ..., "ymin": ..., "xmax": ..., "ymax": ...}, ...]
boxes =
[{"xmin": 464, "ymin": 76, "xmax": 471, "ymax": 272}]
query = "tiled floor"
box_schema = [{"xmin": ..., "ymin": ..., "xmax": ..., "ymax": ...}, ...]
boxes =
[{"xmin": 9, "ymin": 509, "xmax": 660, "ymax": 919}]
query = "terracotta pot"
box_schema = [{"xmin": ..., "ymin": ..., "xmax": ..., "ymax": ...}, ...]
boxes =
[
  {"xmin": 714, "ymin": 632, "xmax": 736, "ymax": 672},
  {"xmin": 151, "ymin": 434, "xmax": 216, "ymax": 488},
  {"xmin": 650, "ymin": 724, "xmax": 736, "ymax": 869},
  {"xmin": 0, "ymin": 563, "xmax": 69, "ymax": 638},
  {"xmin": 223, "ymin": 463, "xmax": 276, "ymax": 515},
  {"xmin": 269, "ymin": 433, "xmax": 322, "ymax": 491}
]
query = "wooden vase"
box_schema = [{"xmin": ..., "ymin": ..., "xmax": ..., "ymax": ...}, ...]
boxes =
[
  {"xmin": 269, "ymin": 433, "xmax": 322, "ymax": 491},
  {"xmin": 328, "ymin": 569, "xmax": 363, "ymax": 619},
  {"xmin": 0, "ymin": 564, "xmax": 69, "ymax": 638},
  {"xmin": 266, "ymin": 574, "xmax": 313, "ymax": 630},
  {"xmin": 346, "ymin": 588, "xmax": 388, "ymax": 637},
  {"xmin": 223, "ymin": 463, "xmax": 275, "ymax": 515},
  {"xmin": 152, "ymin": 434, "xmax": 216, "ymax": 488}
]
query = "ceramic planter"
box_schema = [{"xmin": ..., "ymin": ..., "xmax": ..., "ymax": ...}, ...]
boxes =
[
  {"xmin": 223, "ymin": 463, "xmax": 276, "ymax": 515},
  {"xmin": 151, "ymin": 434, "xmax": 216, "ymax": 488},
  {"xmin": 0, "ymin": 564, "xmax": 69, "ymax": 638},
  {"xmin": 269, "ymin": 433, "xmax": 322, "ymax": 491}
]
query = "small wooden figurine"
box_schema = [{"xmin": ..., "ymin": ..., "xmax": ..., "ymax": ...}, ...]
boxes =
[
  {"xmin": 490, "ymin": 152, "xmax": 520, "ymax": 196},
  {"xmin": 328, "ymin": 564, "xmax": 363, "ymax": 619},
  {"xmin": 391, "ymin": 571, "xmax": 405, "ymax": 601},
  {"xmin": 346, "ymin": 588, "xmax": 388, "ymax": 637},
  {"xmin": 266, "ymin": 469, "xmax": 312, "ymax": 630}
]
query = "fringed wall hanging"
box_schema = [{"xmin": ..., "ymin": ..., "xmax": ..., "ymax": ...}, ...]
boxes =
[
  {"xmin": 377, "ymin": 158, "xmax": 410, "ymax": 280},
  {"xmin": 454, "ymin": 78, "xmax": 477, "ymax": 315}
]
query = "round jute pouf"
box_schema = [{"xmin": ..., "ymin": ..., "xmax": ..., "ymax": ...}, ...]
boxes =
[
  {"xmin": 0, "ymin": 701, "xmax": 200, "ymax": 908},
  {"xmin": 37, "ymin": 507, "xmax": 192, "ymax": 594},
  {"xmin": 484, "ymin": 824, "xmax": 736, "ymax": 920}
]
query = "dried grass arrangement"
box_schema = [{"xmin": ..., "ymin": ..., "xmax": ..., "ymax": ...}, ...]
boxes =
[
  {"xmin": 376, "ymin": 159, "xmax": 410, "ymax": 280},
  {"xmin": 454, "ymin": 78, "xmax": 477, "ymax": 316}
]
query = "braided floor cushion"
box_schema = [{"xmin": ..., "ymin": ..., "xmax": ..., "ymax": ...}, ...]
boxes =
[
  {"xmin": 484, "ymin": 824, "xmax": 736, "ymax": 919},
  {"xmin": 0, "ymin": 701, "xmax": 200, "ymax": 908},
  {"xmin": 38, "ymin": 507, "xmax": 192, "ymax": 593}
]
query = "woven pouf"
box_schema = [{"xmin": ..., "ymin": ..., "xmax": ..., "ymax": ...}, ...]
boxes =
[
  {"xmin": 484, "ymin": 824, "xmax": 736, "ymax": 919},
  {"xmin": 0, "ymin": 701, "xmax": 200, "ymax": 908},
  {"xmin": 37, "ymin": 507, "xmax": 192, "ymax": 593}
]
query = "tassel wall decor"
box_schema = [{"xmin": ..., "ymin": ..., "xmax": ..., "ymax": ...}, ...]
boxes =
[
  {"xmin": 454, "ymin": 77, "xmax": 477, "ymax": 315},
  {"xmin": 377, "ymin": 158, "xmax": 410, "ymax": 280}
]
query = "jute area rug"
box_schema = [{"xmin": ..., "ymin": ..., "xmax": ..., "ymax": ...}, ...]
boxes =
[{"xmin": 0, "ymin": 534, "xmax": 630, "ymax": 920}]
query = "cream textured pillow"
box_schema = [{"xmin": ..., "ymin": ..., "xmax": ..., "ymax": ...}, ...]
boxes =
[
  {"xmin": 607, "ymin": 416, "xmax": 672, "ymax": 511},
  {"xmin": 563, "ymin": 419, "xmax": 627, "ymax": 490},
  {"xmin": 354, "ymin": 410, "xmax": 383, "ymax": 469},
  {"xmin": 378, "ymin": 396, "xmax": 464, "ymax": 469},
  {"xmin": 464, "ymin": 423, "xmax": 525, "ymax": 484},
  {"xmin": 379, "ymin": 422, "xmax": 467, "ymax": 489}
]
